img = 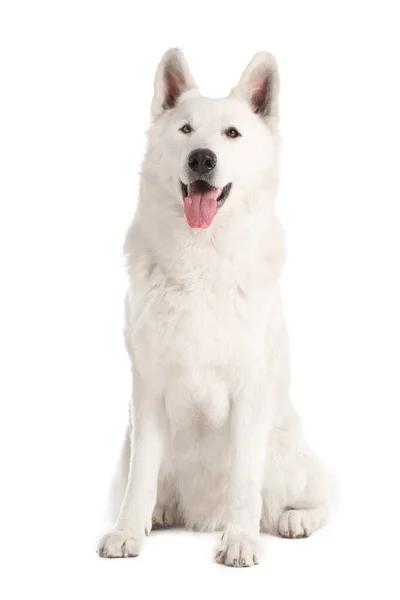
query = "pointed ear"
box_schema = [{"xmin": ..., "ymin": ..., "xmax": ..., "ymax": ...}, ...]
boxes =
[
  {"xmin": 151, "ymin": 48, "xmax": 198, "ymax": 120},
  {"xmin": 231, "ymin": 52, "xmax": 279, "ymax": 129}
]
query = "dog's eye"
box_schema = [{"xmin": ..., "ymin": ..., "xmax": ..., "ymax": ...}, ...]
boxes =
[
  {"xmin": 225, "ymin": 127, "xmax": 241, "ymax": 139},
  {"xmin": 180, "ymin": 124, "xmax": 193, "ymax": 135}
]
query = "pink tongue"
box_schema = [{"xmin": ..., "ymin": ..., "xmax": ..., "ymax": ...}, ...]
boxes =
[{"xmin": 184, "ymin": 189, "xmax": 219, "ymax": 228}]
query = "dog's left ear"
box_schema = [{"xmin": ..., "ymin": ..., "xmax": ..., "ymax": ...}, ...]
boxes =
[
  {"xmin": 231, "ymin": 52, "xmax": 279, "ymax": 129},
  {"xmin": 151, "ymin": 48, "xmax": 198, "ymax": 120}
]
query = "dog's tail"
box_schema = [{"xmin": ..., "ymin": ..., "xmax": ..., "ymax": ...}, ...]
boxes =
[{"xmin": 106, "ymin": 423, "xmax": 131, "ymax": 524}]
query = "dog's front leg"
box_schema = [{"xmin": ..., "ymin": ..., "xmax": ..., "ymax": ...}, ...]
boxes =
[
  {"xmin": 216, "ymin": 384, "xmax": 269, "ymax": 567},
  {"xmin": 98, "ymin": 375, "xmax": 166, "ymax": 558}
]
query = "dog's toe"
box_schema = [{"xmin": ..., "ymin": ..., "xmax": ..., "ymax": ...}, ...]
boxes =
[
  {"xmin": 98, "ymin": 530, "xmax": 141, "ymax": 558},
  {"xmin": 215, "ymin": 534, "xmax": 259, "ymax": 567},
  {"xmin": 152, "ymin": 504, "xmax": 177, "ymax": 529}
]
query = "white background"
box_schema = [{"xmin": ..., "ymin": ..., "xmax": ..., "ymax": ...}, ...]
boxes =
[{"xmin": 1, "ymin": 1, "xmax": 399, "ymax": 598}]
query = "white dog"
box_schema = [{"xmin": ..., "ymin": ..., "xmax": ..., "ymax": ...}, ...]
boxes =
[{"xmin": 98, "ymin": 48, "xmax": 331, "ymax": 567}]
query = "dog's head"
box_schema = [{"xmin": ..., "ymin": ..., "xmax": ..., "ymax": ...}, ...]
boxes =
[{"xmin": 144, "ymin": 48, "xmax": 279, "ymax": 230}]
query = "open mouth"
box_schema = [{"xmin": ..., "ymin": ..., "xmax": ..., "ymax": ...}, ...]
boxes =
[{"xmin": 180, "ymin": 180, "xmax": 232, "ymax": 229}]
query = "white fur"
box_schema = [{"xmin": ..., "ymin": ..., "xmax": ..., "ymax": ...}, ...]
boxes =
[{"xmin": 98, "ymin": 48, "xmax": 332, "ymax": 567}]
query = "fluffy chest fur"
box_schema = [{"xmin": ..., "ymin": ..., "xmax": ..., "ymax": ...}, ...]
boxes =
[
  {"xmin": 124, "ymin": 215, "xmax": 284, "ymax": 432},
  {"xmin": 127, "ymin": 217, "xmax": 283, "ymax": 364}
]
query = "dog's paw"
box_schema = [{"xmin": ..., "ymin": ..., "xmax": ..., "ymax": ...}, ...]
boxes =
[
  {"xmin": 278, "ymin": 509, "xmax": 314, "ymax": 539},
  {"xmin": 152, "ymin": 504, "xmax": 177, "ymax": 529},
  {"xmin": 98, "ymin": 530, "xmax": 141, "ymax": 558},
  {"xmin": 215, "ymin": 534, "xmax": 259, "ymax": 567}
]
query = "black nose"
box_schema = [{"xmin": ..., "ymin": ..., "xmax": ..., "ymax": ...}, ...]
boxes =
[{"xmin": 188, "ymin": 148, "xmax": 217, "ymax": 175}]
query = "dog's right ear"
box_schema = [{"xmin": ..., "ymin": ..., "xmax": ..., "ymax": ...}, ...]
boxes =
[{"xmin": 151, "ymin": 48, "xmax": 198, "ymax": 121}]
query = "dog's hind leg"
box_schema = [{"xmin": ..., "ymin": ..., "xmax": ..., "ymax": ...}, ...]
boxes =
[
  {"xmin": 278, "ymin": 505, "xmax": 327, "ymax": 538},
  {"xmin": 276, "ymin": 451, "xmax": 332, "ymax": 538},
  {"xmin": 152, "ymin": 465, "xmax": 181, "ymax": 529},
  {"xmin": 261, "ymin": 427, "xmax": 333, "ymax": 538}
]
